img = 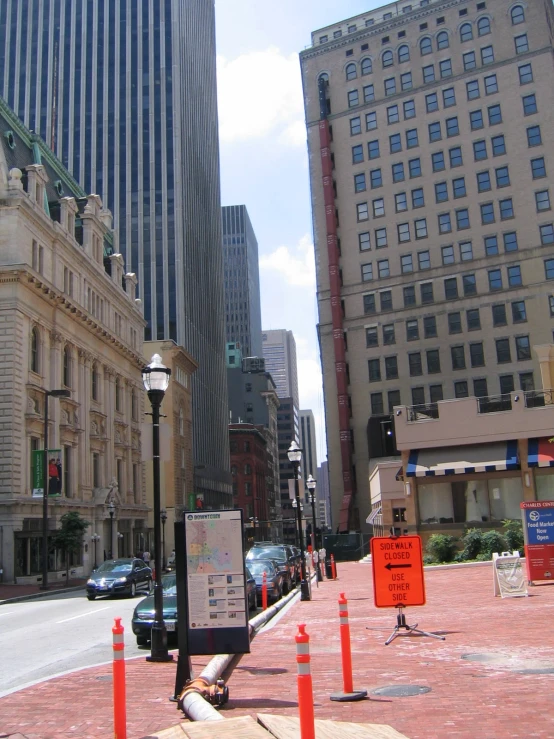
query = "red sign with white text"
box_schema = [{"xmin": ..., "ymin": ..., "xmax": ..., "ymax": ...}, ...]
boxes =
[{"xmin": 371, "ymin": 536, "xmax": 426, "ymax": 608}]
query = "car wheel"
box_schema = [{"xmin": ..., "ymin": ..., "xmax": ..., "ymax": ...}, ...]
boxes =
[
  {"xmin": 129, "ymin": 582, "xmax": 136, "ymax": 598},
  {"xmin": 87, "ymin": 594, "xmax": 96, "ymax": 601},
  {"xmin": 136, "ymin": 636, "xmax": 148, "ymax": 646}
]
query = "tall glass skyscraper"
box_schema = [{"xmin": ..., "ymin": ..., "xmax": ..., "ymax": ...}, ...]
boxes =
[{"xmin": 0, "ymin": 0, "xmax": 231, "ymax": 504}]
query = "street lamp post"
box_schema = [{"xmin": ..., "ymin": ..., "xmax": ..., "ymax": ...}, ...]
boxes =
[
  {"xmin": 287, "ymin": 441, "xmax": 310, "ymax": 601},
  {"xmin": 306, "ymin": 474, "xmax": 321, "ymax": 583},
  {"xmin": 91, "ymin": 533, "xmax": 100, "ymax": 570},
  {"xmin": 41, "ymin": 388, "xmax": 71, "ymax": 591},
  {"xmin": 108, "ymin": 501, "xmax": 115, "ymax": 559},
  {"xmin": 142, "ymin": 354, "xmax": 173, "ymax": 663},
  {"xmin": 291, "ymin": 499, "xmax": 300, "ymax": 548},
  {"xmin": 160, "ymin": 509, "xmax": 167, "ymax": 571}
]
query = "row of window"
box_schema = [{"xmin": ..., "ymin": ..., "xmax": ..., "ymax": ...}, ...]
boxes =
[
  {"xmin": 366, "ymin": 301, "xmax": 529, "ymax": 351},
  {"xmin": 368, "ymin": 334, "xmax": 532, "ymax": 383},
  {"xmin": 369, "ymin": 371, "xmax": 534, "ymax": 416}
]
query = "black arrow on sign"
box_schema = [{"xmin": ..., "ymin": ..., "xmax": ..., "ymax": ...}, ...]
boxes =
[{"xmin": 385, "ymin": 563, "xmax": 412, "ymax": 570}]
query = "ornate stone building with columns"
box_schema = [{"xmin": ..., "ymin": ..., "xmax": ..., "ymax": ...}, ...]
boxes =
[{"xmin": 0, "ymin": 98, "xmax": 147, "ymax": 584}]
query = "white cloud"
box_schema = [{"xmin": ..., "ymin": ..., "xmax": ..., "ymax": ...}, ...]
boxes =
[
  {"xmin": 217, "ymin": 47, "xmax": 304, "ymax": 145},
  {"xmin": 259, "ymin": 234, "xmax": 315, "ymax": 287}
]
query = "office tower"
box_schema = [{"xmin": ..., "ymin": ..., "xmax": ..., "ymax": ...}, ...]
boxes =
[
  {"xmin": 300, "ymin": 0, "xmax": 554, "ymax": 531},
  {"xmin": 277, "ymin": 397, "xmax": 300, "ymax": 545},
  {"xmin": 317, "ymin": 460, "xmax": 332, "ymax": 531},
  {"xmin": 262, "ymin": 330, "xmax": 299, "ymax": 409},
  {"xmin": 222, "ymin": 205, "xmax": 263, "ymax": 359},
  {"xmin": 299, "ymin": 410, "xmax": 318, "ymax": 497},
  {"xmin": 0, "ymin": 1, "xmax": 231, "ymax": 504}
]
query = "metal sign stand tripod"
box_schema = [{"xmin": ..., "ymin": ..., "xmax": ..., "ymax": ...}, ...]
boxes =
[{"xmin": 384, "ymin": 605, "xmax": 446, "ymax": 646}]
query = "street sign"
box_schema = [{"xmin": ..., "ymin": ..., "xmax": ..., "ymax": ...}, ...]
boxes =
[{"xmin": 371, "ymin": 535, "xmax": 426, "ymax": 608}]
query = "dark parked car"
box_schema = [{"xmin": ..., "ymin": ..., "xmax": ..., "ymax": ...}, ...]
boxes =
[
  {"xmin": 86, "ymin": 558, "xmax": 152, "ymax": 600},
  {"xmin": 246, "ymin": 545, "xmax": 296, "ymax": 592},
  {"xmin": 132, "ymin": 570, "xmax": 257, "ymax": 646},
  {"xmin": 247, "ymin": 559, "xmax": 285, "ymax": 605}
]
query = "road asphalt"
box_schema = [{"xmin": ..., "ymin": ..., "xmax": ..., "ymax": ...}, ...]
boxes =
[{"xmin": 1, "ymin": 561, "xmax": 554, "ymax": 739}]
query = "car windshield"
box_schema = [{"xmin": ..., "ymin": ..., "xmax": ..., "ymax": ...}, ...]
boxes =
[
  {"xmin": 162, "ymin": 574, "xmax": 177, "ymax": 595},
  {"xmin": 96, "ymin": 561, "xmax": 132, "ymax": 573},
  {"xmin": 248, "ymin": 560, "xmax": 276, "ymax": 575},
  {"xmin": 248, "ymin": 547, "xmax": 285, "ymax": 561}
]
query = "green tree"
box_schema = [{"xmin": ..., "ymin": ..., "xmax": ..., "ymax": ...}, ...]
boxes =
[
  {"xmin": 425, "ymin": 534, "xmax": 458, "ymax": 563},
  {"xmin": 53, "ymin": 512, "xmax": 90, "ymax": 586},
  {"xmin": 502, "ymin": 519, "xmax": 524, "ymax": 552}
]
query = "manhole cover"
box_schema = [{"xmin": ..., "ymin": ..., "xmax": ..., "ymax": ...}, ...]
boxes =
[
  {"xmin": 96, "ymin": 675, "xmax": 112, "ymax": 681},
  {"xmin": 371, "ymin": 685, "xmax": 431, "ymax": 697},
  {"xmin": 515, "ymin": 668, "xmax": 554, "ymax": 675}
]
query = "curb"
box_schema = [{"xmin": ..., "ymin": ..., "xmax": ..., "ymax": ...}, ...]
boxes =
[{"xmin": 0, "ymin": 584, "xmax": 86, "ymax": 606}]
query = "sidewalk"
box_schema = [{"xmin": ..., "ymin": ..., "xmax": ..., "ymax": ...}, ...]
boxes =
[
  {"xmin": 1, "ymin": 562, "xmax": 554, "ymax": 739},
  {"xmin": 0, "ymin": 578, "xmax": 87, "ymax": 604}
]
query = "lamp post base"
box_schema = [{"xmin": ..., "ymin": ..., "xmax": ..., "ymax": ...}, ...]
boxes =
[
  {"xmin": 300, "ymin": 579, "xmax": 311, "ymax": 601},
  {"xmin": 146, "ymin": 623, "xmax": 174, "ymax": 663}
]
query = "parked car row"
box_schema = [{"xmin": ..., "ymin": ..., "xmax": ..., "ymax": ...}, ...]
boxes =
[{"xmin": 245, "ymin": 543, "xmax": 301, "ymax": 593}]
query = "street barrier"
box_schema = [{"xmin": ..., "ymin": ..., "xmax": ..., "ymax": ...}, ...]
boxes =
[
  {"xmin": 112, "ymin": 617, "xmax": 127, "ymax": 739},
  {"xmin": 331, "ymin": 554, "xmax": 337, "ymax": 580},
  {"xmin": 262, "ymin": 571, "xmax": 268, "ymax": 611},
  {"xmin": 295, "ymin": 624, "xmax": 315, "ymax": 739},
  {"xmin": 330, "ymin": 594, "xmax": 367, "ymax": 702}
]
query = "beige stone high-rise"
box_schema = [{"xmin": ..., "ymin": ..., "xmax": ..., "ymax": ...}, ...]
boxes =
[{"xmin": 300, "ymin": 0, "xmax": 554, "ymax": 532}]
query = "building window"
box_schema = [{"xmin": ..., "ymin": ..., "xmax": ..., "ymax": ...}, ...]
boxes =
[
  {"xmin": 357, "ymin": 203, "xmax": 369, "ymax": 221},
  {"xmin": 454, "ymin": 381, "xmax": 469, "ymax": 398},
  {"xmin": 373, "ymin": 198, "xmax": 385, "ymax": 217},
  {"xmin": 519, "ymin": 63, "xmax": 533, "ymax": 85},
  {"xmin": 390, "ymin": 133, "xmax": 402, "ymax": 153},
  {"xmin": 435, "ymin": 182, "xmax": 448, "ymax": 202},
  {"xmin": 408, "ymin": 352, "xmax": 423, "ymax": 376},
  {"xmin": 371, "ymin": 392, "xmax": 384, "ymax": 415},
  {"xmin": 503, "ymin": 232, "xmax": 518, "ymax": 252},
  {"xmin": 398, "ymin": 223, "xmax": 411, "ymax": 242},
  {"xmin": 352, "ymin": 144, "xmax": 364, "ymax": 163},
  {"xmin": 514, "ymin": 34, "xmax": 529, "ymax": 54},
  {"xmin": 382, "ymin": 50, "xmax": 394, "ymax": 68},
  {"xmin": 432, "ymin": 152, "xmax": 445, "ymax": 172},
  {"xmin": 406, "ymin": 129, "xmax": 418, "ymax": 148},
  {"xmin": 404, "ymin": 100, "xmax": 416, "ymax": 119},
  {"xmin": 444, "ymin": 277, "xmax": 458, "ymax": 299},
  {"xmin": 507, "ymin": 265, "xmax": 522, "ymax": 287},
  {"xmin": 442, "ymin": 245, "xmax": 455, "ymax": 265},
  {"xmin": 484, "ymin": 74, "xmax": 498, "ymax": 94},
  {"xmin": 132, "ymin": 390, "xmax": 139, "ymax": 423},
  {"xmin": 520, "ymin": 372, "xmax": 535, "ymax": 391},
  {"xmin": 415, "ymin": 218, "xmax": 427, "ymax": 238},
  {"xmin": 403, "ymin": 285, "xmax": 416, "ymax": 306},
  {"xmin": 488, "ymin": 104, "xmax": 502, "ymax": 125},
  {"xmin": 481, "ymin": 45, "xmax": 494, "ymax": 65},
  {"xmin": 354, "ymin": 173, "xmax": 366, "ymax": 192},
  {"xmin": 481, "ymin": 203, "xmax": 495, "ymax": 224},
  {"xmin": 375, "ymin": 228, "xmax": 388, "ymax": 248},
  {"xmin": 420, "ymin": 282, "xmax": 433, "ymax": 303},
  {"xmin": 535, "ymin": 190, "xmax": 551, "ymax": 212},
  {"xmin": 370, "ymin": 168, "xmax": 382, "ymax": 188},
  {"xmin": 446, "ymin": 117, "xmax": 459, "ymax": 137},
  {"xmin": 359, "ymin": 232, "xmax": 371, "ymax": 251},
  {"xmin": 422, "ymin": 64, "xmax": 435, "ymax": 83},
  {"xmin": 495, "ymin": 166, "xmax": 510, "ymax": 188},
  {"xmin": 477, "ymin": 17, "xmax": 491, "ymax": 36},
  {"xmin": 366, "ymin": 327, "xmax": 378, "ymax": 347},
  {"xmin": 364, "ymin": 294, "xmax": 376, "ymax": 314},
  {"xmin": 385, "ymin": 356, "xmax": 398, "ymax": 379},
  {"xmin": 456, "ymin": 209, "xmax": 470, "ymax": 229},
  {"xmin": 346, "ymin": 63, "xmax": 357, "ymax": 81},
  {"xmin": 485, "ymin": 234, "xmax": 498, "ymax": 255},
  {"xmin": 426, "ymin": 93, "xmax": 438, "ymax": 112},
  {"xmin": 448, "ymin": 312, "xmax": 462, "ymax": 334},
  {"xmin": 429, "ymin": 122, "xmax": 441, "ymax": 142},
  {"xmin": 368, "ymin": 359, "xmax": 381, "ymax": 382},
  {"xmin": 30, "ymin": 328, "xmax": 40, "ymax": 374},
  {"xmin": 92, "ymin": 364, "xmax": 99, "ymax": 401},
  {"xmin": 492, "ymin": 304, "xmax": 507, "ymax": 326},
  {"xmin": 420, "ymin": 37, "xmax": 432, "ymax": 55},
  {"xmin": 361, "ymin": 263, "xmax": 373, "ymax": 281},
  {"xmin": 377, "ymin": 259, "xmax": 390, "ymax": 278},
  {"xmin": 350, "ymin": 117, "xmax": 362, "ymax": 135},
  {"xmin": 412, "ymin": 188, "xmax": 425, "ymax": 208},
  {"xmin": 467, "ymin": 80, "xmax": 480, "ymax": 100},
  {"xmin": 409, "ymin": 158, "xmax": 422, "ymax": 177},
  {"xmin": 467, "ymin": 308, "xmax": 481, "ymax": 331},
  {"xmin": 426, "ymin": 349, "xmax": 441, "ymax": 374},
  {"xmin": 418, "ymin": 251, "xmax": 431, "ymax": 271},
  {"xmin": 499, "ymin": 198, "xmax": 514, "ymax": 219},
  {"xmin": 348, "ymin": 90, "xmax": 359, "ymax": 107},
  {"xmin": 488, "ymin": 269, "xmax": 503, "ymax": 291},
  {"xmin": 437, "ymin": 31, "xmax": 449, "ymax": 49},
  {"xmin": 402, "ymin": 255, "xmax": 414, "ymax": 274},
  {"xmin": 384, "ymin": 77, "xmax": 396, "ymax": 95},
  {"xmin": 511, "ymin": 5, "xmax": 525, "ymax": 24},
  {"xmin": 463, "ymin": 274, "xmax": 477, "ymax": 296},
  {"xmin": 491, "ymin": 135, "xmax": 506, "ymax": 156},
  {"xmin": 477, "ymin": 171, "xmax": 491, "ymax": 192},
  {"xmin": 424, "ymin": 316, "xmax": 437, "ymax": 338},
  {"xmin": 361, "ymin": 58, "xmax": 372, "ymax": 75},
  {"xmin": 512, "ymin": 300, "xmax": 527, "ymax": 323},
  {"xmin": 443, "ymin": 88, "xmax": 456, "ymax": 107},
  {"xmin": 531, "ymin": 157, "xmax": 546, "ymax": 179},
  {"xmin": 62, "ymin": 346, "xmax": 72, "ymax": 388},
  {"xmin": 474, "ymin": 378, "xmax": 488, "ymax": 397},
  {"xmin": 388, "ymin": 390, "xmax": 401, "ymax": 413},
  {"xmin": 474, "ymin": 140, "xmax": 488, "ymax": 161},
  {"xmin": 515, "ymin": 335, "xmax": 531, "ymax": 361},
  {"xmin": 499, "ymin": 375, "xmax": 515, "ymax": 394},
  {"xmin": 388, "ymin": 105, "xmax": 400, "ymax": 124},
  {"xmin": 363, "ymin": 84, "xmax": 375, "ymax": 102},
  {"xmin": 463, "ymin": 51, "xmax": 476, "ymax": 71},
  {"xmin": 453, "ymin": 177, "xmax": 466, "ymax": 197},
  {"xmin": 460, "ymin": 23, "xmax": 473, "ymax": 42},
  {"xmin": 523, "ymin": 94, "xmax": 537, "ymax": 116},
  {"xmin": 401, "ymin": 72, "xmax": 413, "ymax": 90},
  {"xmin": 368, "ymin": 140, "xmax": 380, "ymax": 159},
  {"xmin": 460, "ymin": 241, "xmax": 473, "ymax": 261},
  {"xmin": 449, "ymin": 147, "xmax": 463, "ymax": 167},
  {"xmin": 392, "ymin": 162, "xmax": 405, "ymax": 182},
  {"xmin": 470, "ymin": 342, "xmax": 485, "ymax": 368},
  {"xmin": 527, "ymin": 125, "xmax": 542, "ymax": 147},
  {"xmin": 540, "ymin": 224, "xmax": 554, "ymax": 245},
  {"xmin": 439, "ymin": 59, "xmax": 452, "ymax": 78},
  {"xmin": 383, "ymin": 324, "xmax": 396, "ymax": 345},
  {"xmin": 406, "ymin": 319, "xmax": 419, "ymax": 341},
  {"xmin": 451, "ymin": 346, "xmax": 466, "ymax": 370},
  {"xmin": 115, "ymin": 378, "xmax": 123, "ymax": 413}
]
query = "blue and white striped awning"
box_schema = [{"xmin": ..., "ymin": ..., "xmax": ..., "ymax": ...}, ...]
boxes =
[{"xmin": 406, "ymin": 441, "xmax": 519, "ymax": 477}]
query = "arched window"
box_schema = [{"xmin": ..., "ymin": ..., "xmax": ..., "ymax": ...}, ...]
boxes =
[
  {"xmin": 63, "ymin": 346, "xmax": 72, "ymax": 388},
  {"xmin": 477, "ymin": 17, "xmax": 491, "ymax": 36},
  {"xmin": 91, "ymin": 363, "xmax": 99, "ymax": 401},
  {"xmin": 115, "ymin": 378, "xmax": 122, "ymax": 412},
  {"xmin": 318, "ymin": 72, "xmax": 329, "ymax": 84},
  {"xmin": 361, "ymin": 57, "xmax": 372, "ymax": 75},
  {"xmin": 398, "ymin": 45, "xmax": 410, "ymax": 63},
  {"xmin": 179, "ymin": 406, "xmax": 184, "ymax": 435},
  {"xmin": 460, "ymin": 23, "xmax": 473, "ymax": 42},
  {"xmin": 345, "ymin": 63, "xmax": 357, "ymax": 80},
  {"xmin": 511, "ymin": 5, "xmax": 525, "ymax": 25},
  {"xmin": 419, "ymin": 37, "xmax": 432, "ymax": 55},
  {"xmin": 30, "ymin": 327, "xmax": 40, "ymax": 374},
  {"xmin": 436, "ymin": 31, "xmax": 449, "ymax": 49},
  {"xmin": 382, "ymin": 50, "xmax": 394, "ymax": 67}
]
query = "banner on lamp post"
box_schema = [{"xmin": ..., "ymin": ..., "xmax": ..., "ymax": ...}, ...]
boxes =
[{"xmin": 32, "ymin": 449, "xmax": 63, "ymax": 497}]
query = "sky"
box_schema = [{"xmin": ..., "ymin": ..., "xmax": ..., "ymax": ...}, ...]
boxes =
[{"xmin": 214, "ymin": 0, "xmax": 376, "ymax": 465}]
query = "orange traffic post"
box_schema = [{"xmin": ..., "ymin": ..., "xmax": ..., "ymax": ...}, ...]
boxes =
[
  {"xmin": 262, "ymin": 571, "xmax": 268, "ymax": 611},
  {"xmin": 330, "ymin": 594, "xmax": 367, "ymax": 702},
  {"xmin": 112, "ymin": 617, "xmax": 127, "ymax": 739},
  {"xmin": 295, "ymin": 624, "xmax": 315, "ymax": 739},
  {"xmin": 331, "ymin": 554, "xmax": 337, "ymax": 580}
]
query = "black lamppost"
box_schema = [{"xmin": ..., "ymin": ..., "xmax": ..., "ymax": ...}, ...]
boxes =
[
  {"xmin": 142, "ymin": 353, "xmax": 173, "ymax": 663},
  {"xmin": 160, "ymin": 509, "xmax": 167, "ymax": 571},
  {"xmin": 108, "ymin": 501, "xmax": 115, "ymax": 559},
  {"xmin": 287, "ymin": 441, "xmax": 310, "ymax": 601},
  {"xmin": 306, "ymin": 474, "xmax": 321, "ymax": 583},
  {"xmin": 291, "ymin": 499, "xmax": 301, "ymax": 548},
  {"xmin": 91, "ymin": 533, "xmax": 100, "ymax": 569},
  {"xmin": 41, "ymin": 388, "xmax": 71, "ymax": 590}
]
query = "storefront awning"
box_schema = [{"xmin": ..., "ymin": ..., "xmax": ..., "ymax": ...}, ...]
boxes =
[
  {"xmin": 406, "ymin": 441, "xmax": 519, "ymax": 477},
  {"xmin": 366, "ymin": 506, "xmax": 382, "ymax": 524},
  {"xmin": 528, "ymin": 437, "xmax": 554, "ymax": 467}
]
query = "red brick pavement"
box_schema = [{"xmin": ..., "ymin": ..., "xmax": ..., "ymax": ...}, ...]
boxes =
[{"xmin": 1, "ymin": 563, "xmax": 554, "ymax": 739}]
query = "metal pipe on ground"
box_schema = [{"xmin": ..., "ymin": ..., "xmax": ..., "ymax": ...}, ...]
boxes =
[{"xmin": 179, "ymin": 583, "xmax": 303, "ymax": 721}]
